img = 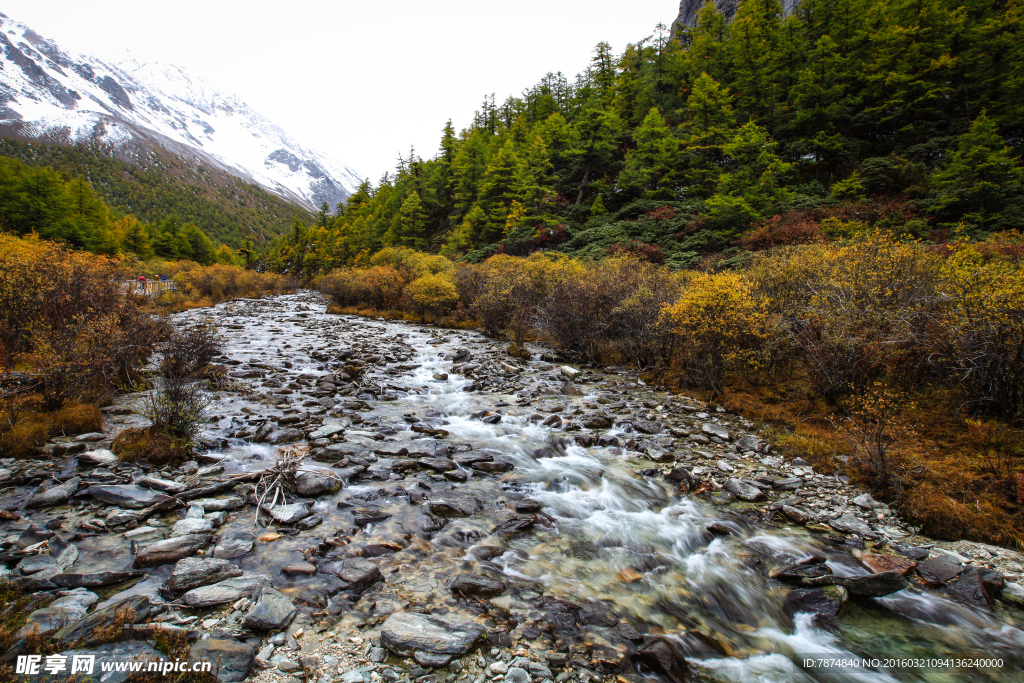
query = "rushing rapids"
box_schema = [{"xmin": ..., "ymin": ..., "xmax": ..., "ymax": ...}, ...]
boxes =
[{"xmin": 4, "ymin": 292, "xmax": 1023, "ymax": 683}]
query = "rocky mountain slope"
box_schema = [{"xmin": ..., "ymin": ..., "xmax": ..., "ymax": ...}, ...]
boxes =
[
  {"xmin": 673, "ymin": 0, "xmax": 801, "ymax": 29},
  {"xmin": 0, "ymin": 12, "xmax": 361, "ymax": 211}
]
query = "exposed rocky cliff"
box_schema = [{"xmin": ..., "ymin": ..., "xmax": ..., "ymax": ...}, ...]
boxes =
[{"xmin": 674, "ymin": 0, "xmax": 800, "ymax": 30}]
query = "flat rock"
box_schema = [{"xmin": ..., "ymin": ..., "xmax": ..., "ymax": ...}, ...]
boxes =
[
  {"xmin": 917, "ymin": 554, "xmax": 965, "ymax": 586},
  {"xmin": 945, "ymin": 566, "xmax": 1004, "ymax": 609},
  {"xmin": 243, "ymin": 587, "xmax": 296, "ymax": 630},
  {"xmin": 52, "ymin": 595, "xmax": 151, "ymax": 648},
  {"xmin": 51, "ymin": 571, "xmax": 145, "ymax": 589},
  {"xmin": 381, "ymin": 612, "xmax": 485, "ymax": 660},
  {"xmin": 336, "ymin": 557, "xmax": 383, "ymax": 592},
  {"xmin": 45, "ymin": 641, "xmax": 166, "ymax": 683},
  {"xmin": 861, "ymin": 554, "xmax": 918, "ymax": 577},
  {"xmin": 189, "ymin": 640, "xmax": 256, "ymax": 682},
  {"xmin": 88, "ymin": 484, "xmax": 174, "ymax": 509},
  {"xmin": 183, "ymin": 575, "xmax": 270, "ymax": 607},
  {"xmin": 701, "ymin": 423, "xmax": 730, "ymax": 441},
  {"xmin": 806, "ymin": 571, "xmax": 908, "ymax": 597},
  {"xmin": 136, "ymin": 475, "xmax": 187, "ymax": 494},
  {"xmin": 828, "ymin": 514, "xmax": 876, "ymax": 538},
  {"xmin": 134, "ymin": 533, "xmax": 211, "ymax": 568},
  {"xmin": 18, "ymin": 589, "xmax": 97, "ymax": 638},
  {"xmin": 267, "ymin": 503, "xmax": 310, "ymax": 524},
  {"xmin": 450, "ymin": 573, "xmax": 506, "ymax": 597},
  {"xmin": 26, "ymin": 477, "xmax": 81, "ymax": 508},
  {"xmin": 773, "ymin": 477, "xmax": 803, "ymax": 491},
  {"xmin": 214, "ymin": 528, "xmax": 256, "ymax": 559},
  {"xmin": 172, "ymin": 518, "xmax": 214, "ymax": 536},
  {"xmin": 429, "ymin": 494, "xmax": 483, "ymax": 517},
  {"xmin": 266, "ymin": 428, "xmax": 303, "ymax": 444},
  {"xmin": 725, "ymin": 478, "xmax": 766, "ymax": 502},
  {"xmin": 282, "ymin": 562, "xmax": 317, "ymax": 576},
  {"xmin": 782, "ymin": 505, "xmax": 812, "ymax": 524},
  {"xmin": 78, "ymin": 449, "xmax": 118, "ymax": 467},
  {"xmin": 309, "ymin": 424, "xmax": 345, "ymax": 440},
  {"xmin": 782, "ymin": 586, "xmax": 848, "ymax": 627},
  {"xmin": 192, "ymin": 496, "xmax": 245, "ymax": 511},
  {"xmin": 166, "ymin": 557, "xmax": 244, "ymax": 592},
  {"xmin": 632, "ymin": 420, "xmax": 662, "ymax": 435}
]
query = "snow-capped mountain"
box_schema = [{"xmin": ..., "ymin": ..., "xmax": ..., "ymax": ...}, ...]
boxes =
[{"xmin": 0, "ymin": 12, "xmax": 361, "ymax": 211}]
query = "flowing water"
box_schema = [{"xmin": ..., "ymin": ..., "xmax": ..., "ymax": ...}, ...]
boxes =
[{"xmin": 86, "ymin": 293, "xmax": 1024, "ymax": 681}]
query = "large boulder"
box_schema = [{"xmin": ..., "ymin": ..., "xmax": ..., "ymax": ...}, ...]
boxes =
[
  {"xmin": 166, "ymin": 557, "xmax": 244, "ymax": 592},
  {"xmin": 381, "ymin": 612, "xmax": 485, "ymax": 667},
  {"xmin": 242, "ymin": 588, "xmax": 296, "ymax": 630},
  {"xmin": 189, "ymin": 640, "xmax": 255, "ymax": 682},
  {"xmin": 26, "ymin": 477, "xmax": 80, "ymax": 508},
  {"xmin": 46, "ymin": 641, "xmax": 167, "ymax": 683},
  {"xmin": 828, "ymin": 514, "xmax": 877, "ymax": 538},
  {"xmin": 917, "ymin": 554, "xmax": 965, "ymax": 586},
  {"xmin": 805, "ymin": 571, "xmax": 908, "ymax": 597},
  {"xmin": 782, "ymin": 586, "xmax": 848, "ymax": 627},
  {"xmin": 134, "ymin": 533, "xmax": 211, "ymax": 568},
  {"xmin": 267, "ymin": 503, "xmax": 310, "ymax": 524},
  {"xmin": 945, "ymin": 566, "xmax": 1004, "ymax": 609},
  {"xmin": 17, "ymin": 589, "xmax": 97, "ymax": 638},
  {"xmin": 631, "ymin": 636, "xmax": 692, "ymax": 683},
  {"xmin": 88, "ymin": 484, "xmax": 174, "ymax": 509},
  {"xmin": 701, "ymin": 423, "xmax": 730, "ymax": 441},
  {"xmin": 724, "ymin": 478, "xmax": 766, "ymax": 502}
]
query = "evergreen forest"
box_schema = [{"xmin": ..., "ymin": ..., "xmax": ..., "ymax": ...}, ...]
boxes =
[{"xmin": 260, "ymin": 0, "xmax": 1023, "ymax": 275}]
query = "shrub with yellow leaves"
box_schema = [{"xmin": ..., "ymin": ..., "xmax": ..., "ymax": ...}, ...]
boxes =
[{"xmin": 405, "ymin": 273, "xmax": 460, "ymax": 322}]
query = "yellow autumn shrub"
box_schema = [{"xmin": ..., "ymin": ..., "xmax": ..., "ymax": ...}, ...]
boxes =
[{"xmin": 405, "ymin": 273, "xmax": 459, "ymax": 321}]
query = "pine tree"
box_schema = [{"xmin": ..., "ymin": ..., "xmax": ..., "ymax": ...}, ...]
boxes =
[
  {"xmin": 680, "ymin": 73, "xmax": 735, "ymax": 198},
  {"xmin": 386, "ymin": 191, "xmax": 429, "ymax": 249},
  {"xmin": 619, "ymin": 107, "xmax": 682, "ymax": 199},
  {"xmin": 478, "ymin": 141, "xmax": 520, "ymax": 242}
]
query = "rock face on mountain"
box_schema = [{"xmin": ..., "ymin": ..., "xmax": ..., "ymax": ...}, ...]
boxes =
[
  {"xmin": 674, "ymin": 0, "xmax": 801, "ymax": 30},
  {"xmin": 0, "ymin": 12, "xmax": 361, "ymax": 211}
]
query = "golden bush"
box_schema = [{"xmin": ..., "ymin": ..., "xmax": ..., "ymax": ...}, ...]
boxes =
[{"xmin": 405, "ymin": 273, "xmax": 459, "ymax": 321}]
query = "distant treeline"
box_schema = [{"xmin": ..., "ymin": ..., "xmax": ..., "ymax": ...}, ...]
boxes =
[{"xmin": 260, "ymin": 0, "xmax": 1023, "ymax": 276}]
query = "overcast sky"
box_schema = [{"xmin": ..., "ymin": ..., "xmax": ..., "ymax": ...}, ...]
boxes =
[{"xmin": 3, "ymin": 0, "xmax": 676, "ymax": 181}]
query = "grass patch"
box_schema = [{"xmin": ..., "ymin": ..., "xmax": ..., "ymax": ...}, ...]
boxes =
[
  {"xmin": 0, "ymin": 402, "xmax": 103, "ymax": 457},
  {"xmin": 112, "ymin": 427, "xmax": 187, "ymax": 467}
]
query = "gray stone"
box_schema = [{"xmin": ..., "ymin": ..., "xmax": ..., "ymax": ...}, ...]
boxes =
[
  {"xmin": 214, "ymin": 528, "xmax": 256, "ymax": 559},
  {"xmin": 243, "ymin": 587, "xmax": 297, "ymax": 630},
  {"xmin": 46, "ymin": 641, "xmax": 167, "ymax": 683},
  {"xmin": 50, "ymin": 571, "xmax": 145, "ymax": 588},
  {"xmin": 701, "ymin": 423, "xmax": 731, "ymax": 441},
  {"xmin": 295, "ymin": 470, "xmax": 342, "ymax": 496},
  {"xmin": 773, "ymin": 477, "xmax": 804, "ymax": 491},
  {"xmin": 309, "ymin": 424, "xmax": 345, "ymax": 440},
  {"xmin": 52, "ymin": 595, "xmax": 151, "ymax": 648},
  {"xmin": 917, "ymin": 554, "xmax": 966, "ymax": 586},
  {"xmin": 266, "ymin": 428, "xmax": 304, "ymax": 444},
  {"xmin": 171, "ymin": 518, "xmax": 214, "ymax": 536},
  {"xmin": 17, "ymin": 553, "xmax": 58, "ymax": 575},
  {"xmin": 166, "ymin": 557, "xmax": 245, "ymax": 591},
  {"xmin": 134, "ymin": 533, "xmax": 211, "ymax": 567},
  {"xmin": 559, "ymin": 366, "xmax": 581, "ymax": 379},
  {"xmin": 999, "ymin": 582, "xmax": 1024, "ymax": 608},
  {"xmin": 136, "ymin": 475, "xmax": 187, "ymax": 494},
  {"xmin": 336, "ymin": 557, "xmax": 383, "ymax": 592},
  {"xmin": 78, "ymin": 449, "xmax": 118, "ymax": 467},
  {"xmin": 734, "ymin": 435, "xmax": 759, "ymax": 452},
  {"xmin": 505, "ymin": 668, "xmax": 531, "ymax": 683},
  {"xmin": 17, "ymin": 588, "xmax": 97, "ymax": 638},
  {"xmin": 632, "ymin": 420, "xmax": 663, "ymax": 435},
  {"xmin": 381, "ymin": 612, "xmax": 485, "ymax": 661},
  {"xmin": 183, "ymin": 574, "xmax": 270, "ymax": 607},
  {"xmin": 450, "ymin": 573, "xmax": 506, "ymax": 597},
  {"xmin": 782, "ymin": 505, "xmax": 812, "ymax": 524},
  {"xmin": 88, "ymin": 484, "xmax": 174, "ymax": 509},
  {"xmin": 725, "ymin": 478, "xmax": 766, "ymax": 502},
  {"xmin": 189, "ymin": 639, "xmax": 256, "ymax": 682},
  {"xmin": 852, "ymin": 493, "xmax": 886, "ymax": 510},
  {"xmin": 828, "ymin": 514, "xmax": 877, "ymax": 538},
  {"xmin": 192, "ymin": 496, "xmax": 246, "ymax": 511},
  {"xmin": 805, "ymin": 571, "xmax": 908, "ymax": 597},
  {"xmin": 782, "ymin": 586, "xmax": 848, "ymax": 627},
  {"xmin": 26, "ymin": 477, "xmax": 80, "ymax": 508},
  {"xmin": 268, "ymin": 503, "xmax": 311, "ymax": 524}
]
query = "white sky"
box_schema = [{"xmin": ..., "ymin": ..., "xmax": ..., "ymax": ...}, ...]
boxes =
[{"xmin": 3, "ymin": 0, "xmax": 676, "ymax": 181}]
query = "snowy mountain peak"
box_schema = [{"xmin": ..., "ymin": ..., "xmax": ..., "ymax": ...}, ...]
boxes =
[{"xmin": 0, "ymin": 13, "xmax": 362, "ymax": 211}]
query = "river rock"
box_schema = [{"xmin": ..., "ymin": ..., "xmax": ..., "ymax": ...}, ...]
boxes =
[
  {"xmin": 806, "ymin": 570, "xmax": 908, "ymax": 597},
  {"xmin": 166, "ymin": 557, "xmax": 244, "ymax": 591},
  {"xmin": 214, "ymin": 528, "xmax": 256, "ymax": 559},
  {"xmin": 295, "ymin": 470, "xmax": 342, "ymax": 496},
  {"xmin": 88, "ymin": 484, "xmax": 174, "ymax": 509},
  {"xmin": 17, "ymin": 588, "xmax": 97, "ymax": 638},
  {"xmin": 916, "ymin": 554, "xmax": 965, "ymax": 586},
  {"xmin": 999, "ymin": 582, "xmax": 1024, "ymax": 608},
  {"xmin": 560, "ymin": 366, "xmax": 581, "ymax": 379},
  {"xmin": 450, "ymin": 573, "xmax": 506, "ymax": 597},
  {"xmin": 725, "ymin": 478, "xmax": 766, "ymax": 502},
  {"xmin": 852, "ymin": 493, "xmax": 886, "ymax": 510},
  {"xmin": 48, "ymin": 641, "xmax": 167, "ymax": 683},
  {"xmin": 861, "ymin": 553, "xmax": 918, "ymax": 577},
  {"xmin": 335, "ymin": 557, "xmax": 384, "ymax": 592},
  {"xmin": 782, "ymin": 586, "xmax": 848, "ymax": 627},
  {"xmin": 135, "ymin": 475, "xmax": 187, "ymax": 494},
  {"xmin": 381, "ymin": 612, "xmax": 485, "ymax": 666},
  {"xmin": 945, "ymin": 566, "xmax": 1004, "ymax": 609},
  {"xmin": 189, "ymin": 639, "xmax": 256, "ymax": 682},
  {"xmin": 26, "ymin": 476, "xmax": 81, "ymax": 508},
  {"xmin": 632, "ymin": 420, "xmax": 662, "ymax": 435},
  {"xmin": 172, "ymin": 518, "xmax": 214, "ymax": 536},
  {"xmin": 243, "ymin": 587, "xmax": 296, "ymax": 630},
  {"xmin": 134, "ymin": 533, "xmax": 211, "ymax": 567},
  {"xmin": 268, "ymin": 503, "xmax": 310, "ymax": 524},
  {"xmin": 828, "ymin": 514, "xmax": 876, "ymax": 537},
  {"xmin": 266, "ymin": 428, "xmax": 303, "ymax": 444},
  {"xmin": 52, "ymin": 595, "xmax": 151, "ymax": 648},
  {"xmin": 78, "ymin": 449, "xmax": 118, "ymax": 467},
  {"xmin": 308, "ymin": 424, "xmax": 345, "ymax": 440},
  {"xmin": 631, "ymin": 636, "xmax": 692, "ymax": 683},
  {"xmin": 50, "ymin": 571, "xmax": 145, "ymax": 588},
  {"xmin": 772, "ymin": 477, "xmax": 804, "ymax": 491},
  {"xmin": 192, "ymin": 496, "xmax": 245, "ymax": 511},
  {"xmin": 429, "ymin": 493, "xmax": 483, "ymax": 517},
  {"xmin": 734, "ymin": 434, "xmax": 759, "ymax": 452},
  {"xmin": 183, "ymin": 574, "xmax": 270, "ymax": 607},
  {"xmin": 701, "ymin": 423, "xmax": 730, "ymax": 441},
  {"xmin": 782, "ymin": 505, "xmax": 812, "ymax": 524}
]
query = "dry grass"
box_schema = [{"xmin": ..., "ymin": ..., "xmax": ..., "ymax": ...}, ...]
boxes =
[
  {"xmin": 112, "ymin": 426, "xmax": 187, "ymax": 467},
  {"xmin": 694, "ymin": 375, "xmax": 1024, "ymax": 548},
  {"xmin": 0, "ymin": 402, "xmax": 103, "ymax": 458}
]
